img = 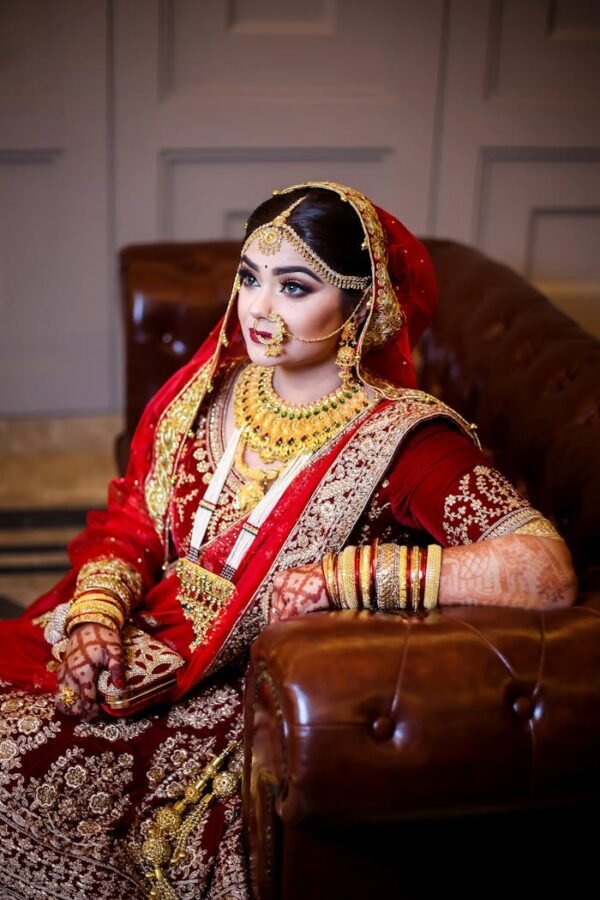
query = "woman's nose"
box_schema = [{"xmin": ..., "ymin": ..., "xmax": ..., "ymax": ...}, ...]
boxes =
[{"xmin": 248, "ymin": 283, "xmax": 273, "ymax": 318}]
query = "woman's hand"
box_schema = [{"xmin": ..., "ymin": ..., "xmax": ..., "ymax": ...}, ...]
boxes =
[
  {"xmin": 55, "ymin": 623, "xmax": 126, "ymax": 720},
  {"xmin": 270, "ymin": 562, "xmax": 330, "ymax": 623}
]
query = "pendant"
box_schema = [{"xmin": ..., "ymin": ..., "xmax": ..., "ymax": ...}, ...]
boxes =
[
  {"xmin": 235, "ymin": 481, "xmax": 265, "ymax": 513},
  {"xmin": 175, "ymin": 558, "xmax": 235, "ymax": 649}
]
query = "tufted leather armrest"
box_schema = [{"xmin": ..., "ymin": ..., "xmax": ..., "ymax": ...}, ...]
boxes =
[
  {"xmin": 244, "ymin": 597, "xmax": 600, "ymax": 898},
  {"xmin": 245, "ymin": 601, "xmax": 600, "ymax": 827}
]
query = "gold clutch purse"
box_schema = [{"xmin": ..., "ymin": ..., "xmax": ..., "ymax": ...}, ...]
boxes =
[{"xmin": 97, "ymin": 624, "xmax": 185, "ymax": 716}]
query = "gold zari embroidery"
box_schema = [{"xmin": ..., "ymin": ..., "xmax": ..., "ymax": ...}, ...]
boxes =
[
  {"xmin": 443, "ymin": 465, "xmax": 537, "ymax": 546},
  {"xmin": 145, "ymin": 363, "xmax": 212, "ymax": 537}
]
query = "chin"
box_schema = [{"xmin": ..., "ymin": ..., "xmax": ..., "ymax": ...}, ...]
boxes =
[{"xmin": 243, "ymin": 339, "xmax": 279, "ymax": 367}]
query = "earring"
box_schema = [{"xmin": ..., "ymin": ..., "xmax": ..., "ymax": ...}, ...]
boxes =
[
  {"xmin": 262, "ymin": 312, "xmax": 288, "ymax": 357},
  {"xmin": 335, "ymin": 317, "xmax": 358, "ymax": 388}
]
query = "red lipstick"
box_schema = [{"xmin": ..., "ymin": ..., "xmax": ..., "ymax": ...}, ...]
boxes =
[{"xmin": 249, "ymin": 326, "xmax": 272, "ymax": 344}]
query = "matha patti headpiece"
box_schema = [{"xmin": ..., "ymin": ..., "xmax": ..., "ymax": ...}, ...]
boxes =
[{"xmin": 241, "ymin": 194, "xmax": 371, "ymax": 292}]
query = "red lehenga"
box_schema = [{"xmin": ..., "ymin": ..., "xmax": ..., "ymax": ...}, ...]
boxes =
[{"xmin": 0, "ymin": 183, "xmax": 537, "ymax": 898}]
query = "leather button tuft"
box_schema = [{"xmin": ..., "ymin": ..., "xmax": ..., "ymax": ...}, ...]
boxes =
[
  {"xmin": 512, "ymin": 696, "xmax": 534, "ymax": 720},
  {"xmin": 372, "ymin": 716, "xmax": 395, "ymax": 740}
]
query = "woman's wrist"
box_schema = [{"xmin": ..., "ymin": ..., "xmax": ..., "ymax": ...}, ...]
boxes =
[{"xmin": 322, "ymin": 542, "xmax": 443, "ymax": 613}]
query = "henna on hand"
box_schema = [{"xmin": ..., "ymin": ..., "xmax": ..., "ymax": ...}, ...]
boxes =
[
  {"xmin": 440, "ymin": 534, "xmax": 577, "ymax": 609},
  {"xmin": 270, "ymin": 563, "xmax": 330, "ymax": 623},
  {"xmin": 55, "ymin": 623, "xmax": 125, "ymax": 720}
]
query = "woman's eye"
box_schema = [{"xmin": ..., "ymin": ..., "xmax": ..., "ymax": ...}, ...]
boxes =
[
  {"xmin": 281, "ymin": 280, "xmax": 308, "ymax": 297},
  {"xmin": 239, "ymin": 269, "xmax": 258, "ymax": 287}
]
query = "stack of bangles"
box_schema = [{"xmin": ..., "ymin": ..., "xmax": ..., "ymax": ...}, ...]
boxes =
[
  {"xmin": 64, "ymin": 576, "xmax": 133, "ymax": 637},
  {"xmin": 321, "ymin": 542, "xmax": 442, "ymax": 612}
]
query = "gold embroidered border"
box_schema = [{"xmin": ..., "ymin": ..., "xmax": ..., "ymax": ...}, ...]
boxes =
[
  {"xmin": 513, "ymin": 515, "xmax": 562, "ymax": 540},
  {"xmin": 144, "ymin": 362, "xmax": 211, "ymax": 536},
  {"xmin": 482, "ymin": 507, "xmax": 541, "ymax": 541}
]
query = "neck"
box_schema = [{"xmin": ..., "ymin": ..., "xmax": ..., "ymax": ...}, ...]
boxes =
[{"xmin": 271, "ymin": 359, "xmax": 343, "ymax": 405}]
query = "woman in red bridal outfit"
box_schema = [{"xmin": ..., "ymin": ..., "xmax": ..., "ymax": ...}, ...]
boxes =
[{"xmin": 0, "ymin": 182, "xmax": 576, "ymax": 899}]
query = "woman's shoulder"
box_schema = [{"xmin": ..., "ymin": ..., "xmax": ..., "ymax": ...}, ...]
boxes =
[{"xmin": 367, "ymin": 385, "xmax": 481, "ymax": 449}]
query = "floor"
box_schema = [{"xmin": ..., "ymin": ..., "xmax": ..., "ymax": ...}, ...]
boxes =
[{"xmin": 0, "ymin": 415, "xmax": 121, "ymax": 618}]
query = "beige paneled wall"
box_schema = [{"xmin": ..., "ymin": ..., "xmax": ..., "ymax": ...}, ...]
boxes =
[
  {"xmin": 112, "ymin": 0, "xmax": 444, "ymax": 245},
  {"xmin": 0, "ymin": 0, "xmax": 114, "ymax": 417},
  {"xmin": 433, "ymin": 0, "xmax": 600, "ymax": 336},
  {"xmin": 1, "ymin": 0, "xmax": 599, "ymax": 418}
]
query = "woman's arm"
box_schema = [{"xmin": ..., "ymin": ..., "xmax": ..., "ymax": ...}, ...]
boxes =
[
  {"xmin": 270, "ymin": 532, "xmax": 577, "ymax": 622},
  {"xmin": 440, "ymin": 533, "xmax": 577, "ymax": 609}
]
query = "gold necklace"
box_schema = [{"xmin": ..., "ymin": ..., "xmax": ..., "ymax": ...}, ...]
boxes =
[{"xmin": 233, "ymin": 364, "xmax": 372, "ymax": 462}]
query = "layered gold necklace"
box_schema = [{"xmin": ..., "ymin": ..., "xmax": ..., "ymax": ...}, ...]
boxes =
[{"xmin": 233, "ymin": 364, "xmax": 372, "ymax": 470}]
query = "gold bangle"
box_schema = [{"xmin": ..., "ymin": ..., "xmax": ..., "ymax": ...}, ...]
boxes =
[
  {"xmin": 397, "ymin": 545, "xmax": 408, "ymax": 610},
  {"xmin": 74, "ymin": 587, "xmax": 128, "ymax": 614},
  {"xmin": 77, "ymin": 558, "xmax": 142, "ymax": 598},
  {"xmin": 358, "ymin": 545, "xmax": 373, "ymax": 610},
  {"xmin": 68, "ymin": 595, "xmax": 125, "ymax": 615},
  {"xmin": 374, "ymin": 543, "xmax": 397, "ymax": 611},
  {"xmin": 322, "ymin": 552, "xmax": 341, "ymax": 607},
  {"xmin": 65, "ymin": 612, "xmax": 121, "ymax": 635},
  {"xmin": 67, "ymin": 601, "xmax": 125, "ymax": 629},
  {"xmin": 69, "ymin": 593, "xmax": 126, "ymax": 618},
  {"xmin": 409, "ymin": 547, "xmax": 422, "ymax": 612},
  {"xmin": 76, "ymin": 575, "xmax": 132, "ymax": 613},
  {"xmin": 424, "ymin": 544, "xmax": 442, "ymax": 609},
  {"xmin": 338, "ymin": 546, "xmax": 360, "ymax": 610},
  {"xmin": 67, "ymin": 602, "xmax": 124, "ymax": 624}
]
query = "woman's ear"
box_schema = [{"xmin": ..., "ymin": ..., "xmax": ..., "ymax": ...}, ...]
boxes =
[{"xmin": 356, "ymin": 288, "xmax": 372, "ymax": 325}]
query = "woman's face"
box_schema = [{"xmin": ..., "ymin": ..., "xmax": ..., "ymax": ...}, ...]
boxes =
[{"xmin": 237, "ymin": 237, "xmax": 346, "ymax": 369}]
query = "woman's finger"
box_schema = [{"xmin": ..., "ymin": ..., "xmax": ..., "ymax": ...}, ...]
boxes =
[
  {"xmin": 54, "ymin": 670, "xmax": 85, "ymax": 717},
  {"xmin": 103, "ymin": 634, "xmax": 127, "ymax": 690}
]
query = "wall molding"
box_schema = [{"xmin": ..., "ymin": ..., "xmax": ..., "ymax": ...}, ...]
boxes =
[
  {"xmin": 157, "ymin": 145, "xmax": 393, "ymax": 238},
  {"xmin": 525, "ymin": 204, "xmax": 600, "ymax": 280},
  {"xmin": 226, "ymin": 0, "xmax": 336, "ymax": 36},
  {"xmin": 0, "ymin": 149, "xmax": 63, "ymax": 166},
  {"xmin": 473, "ymin": 145, "xmax": 600, "ymax": 246}
]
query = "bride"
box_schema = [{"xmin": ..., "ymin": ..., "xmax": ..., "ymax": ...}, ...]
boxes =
[{"xmin": 0, "ymin": 182, "xmax": 576, "ymax": 898}]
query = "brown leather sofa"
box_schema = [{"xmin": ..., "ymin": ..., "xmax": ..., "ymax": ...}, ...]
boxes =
[{"xmin": 119, "ymin": 238, "xmax": 600, "ymax": 898}]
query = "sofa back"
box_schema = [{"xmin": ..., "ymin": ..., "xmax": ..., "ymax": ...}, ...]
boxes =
[{"xmin": 419, "ymin": 240, "xmax": 600, "ymax": 586}]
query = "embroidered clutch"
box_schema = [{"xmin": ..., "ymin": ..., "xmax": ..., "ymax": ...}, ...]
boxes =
[{"xmin": 97, "ymin": 624, "xmax": 185, "ymax": 716}]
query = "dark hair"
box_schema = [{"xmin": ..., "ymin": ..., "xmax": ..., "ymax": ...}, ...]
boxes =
[{"xmin": 245, "ymin": 187, "xmax": 371, "ymax": 303}]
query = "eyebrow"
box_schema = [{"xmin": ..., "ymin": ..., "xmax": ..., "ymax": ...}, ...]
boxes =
[{"xmin": 240, "ymin": 254, "xmax": 322, "ymax": 283}]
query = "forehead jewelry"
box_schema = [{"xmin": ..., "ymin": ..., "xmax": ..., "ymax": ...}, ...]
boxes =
[{"xmin": 242, "ymin": 196, "xmax": 371, "ymax": 292}]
